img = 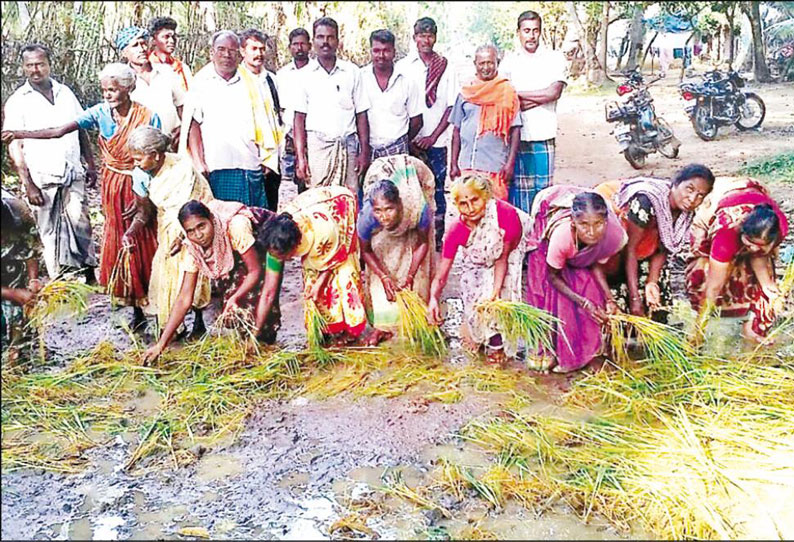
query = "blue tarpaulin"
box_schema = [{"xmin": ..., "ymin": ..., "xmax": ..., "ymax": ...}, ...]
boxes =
[{"xmin": 643, "ymin": 14, "xmax": 695, "ymax": 33}]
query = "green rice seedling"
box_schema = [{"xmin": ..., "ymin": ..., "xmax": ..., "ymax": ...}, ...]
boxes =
[
  {"xmin": 395, "ymin": 290, "xmax": 447, "ymax": 357},
  {"xmin": 304, "ymin": 298, "xmax": 335, "ymax": 364},
  {"xmin": 474, "ymin": 300, "xmax": 559, "ymax": 362}
]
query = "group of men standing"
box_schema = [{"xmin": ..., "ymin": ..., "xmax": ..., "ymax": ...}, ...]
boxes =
[{"xmin": 3, "ymin": 9, "xmax": 568, "ymax": 282}]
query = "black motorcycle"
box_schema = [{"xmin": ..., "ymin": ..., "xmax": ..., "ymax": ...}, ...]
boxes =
[
  {"xmin": 679, "ymin": 69, "xmax": 766, "ymax": 141},
  {"xmin": 605, "ymin": 68, "xmax": 680, "ymax": 169}
]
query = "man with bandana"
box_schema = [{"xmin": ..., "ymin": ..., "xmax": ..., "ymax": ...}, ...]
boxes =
[
  {"xmin": 148, "ymin": 16, "xmax": 192, "ymax": 91},
  {"xmin": 117, "ymin": 26, "xmax": 185, "ymax": 149}
]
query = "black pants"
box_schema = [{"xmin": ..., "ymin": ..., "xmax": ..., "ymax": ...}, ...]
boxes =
[{"xmin": 264, "ymin": 169, "xmax": 281, "ymax": 212}]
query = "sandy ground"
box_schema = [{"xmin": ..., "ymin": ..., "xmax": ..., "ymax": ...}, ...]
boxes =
[{"xmin": 1, "ymin": 78, "xmax": 792, "ymax": 540}]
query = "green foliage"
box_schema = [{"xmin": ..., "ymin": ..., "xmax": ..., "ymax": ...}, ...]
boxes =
[{"xmin": 740, "ymin": 151, "xmax": 794, "ymax": 183}]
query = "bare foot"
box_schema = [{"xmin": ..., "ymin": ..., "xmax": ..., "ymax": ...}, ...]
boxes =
[
  {"xmin": 365, "ymin": 329, "xmax": 392, "ymax": 346},
  {"xmin": 742, "ymin": 320, "xmax": 773, "ymax": 345},
  {"xmin": 485, "ymin": 348, "xmax": 507, "ymax": 367}
]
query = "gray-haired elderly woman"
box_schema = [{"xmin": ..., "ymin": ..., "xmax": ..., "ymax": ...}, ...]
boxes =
[
  {"xmin": 127, "ymin": 125, "xmax": 215, "ymax": 337},
  {"xmin": 2, "ymin": 62, "xmax": 163, "ymax": 330}
]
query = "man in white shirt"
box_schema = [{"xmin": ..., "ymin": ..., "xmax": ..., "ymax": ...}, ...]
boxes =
[
  {"xmin": 276, "ymin": 28, "xmax": 311, "ymax": 194},
  {"xmin": 3, "ymin": 44, "xmax": 97, "ymax": 281},
  {"xmin": 397, "ymin": 17, "xmax": 459, "ymax": 252},
  {"xmin": 117, "ymin": 26, "xmax": 185, "ymax": 149},
  {"xmin": 239, "ymin": 28, "xmax": 285, "ymax": 212},
  {"xmin": 361, "ymin": 29, "xmax": 423, "ymax": 160},
  {"xmin": 499, "ymin": 10, "xmax": 567, "ymax": 214},
  {"xmin": 185, "ymin": 31, "xmax": 282, "ymax": 208},
  {"xmin": 293, "ymin": 17, "xmax": 371, "ymax": 194}
]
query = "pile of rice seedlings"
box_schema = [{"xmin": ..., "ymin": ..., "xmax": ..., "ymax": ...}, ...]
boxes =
[
  {"xmin": 474, "ymin": 300, "xmax": 558, "ymax": 361},
  {"xmin": 395, "ymin": 290, "xmax": 447, "ymax": 357}
]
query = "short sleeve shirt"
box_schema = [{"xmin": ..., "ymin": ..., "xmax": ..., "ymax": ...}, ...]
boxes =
[
  {"xmin": 276, "ymin": 61, "xmax": 310, "ymax": 137},
  {"xmin": 294, "ymin": 58, "xmax": 370, "ymax": 139},
  {"xmin": 129, "ymin": 64, "xmax": 185, "ymax": 135},
  {"xmin": 2, "ymin": 79, "xmax": 85, "ymax": 179},
  {"xmin": 360, "ymin": 65, "xmax": 423, "ymax": 146},
  {"xmin": 450, "ymin": 93, "xmax": 522, "ymax": 173},
  {"xmin": 499, "ymin": 45, "xmax": 567, "ymax": 142},
  {"xmin": 396, "ymin": 51, "xmax": 460, "ymax": 147}
]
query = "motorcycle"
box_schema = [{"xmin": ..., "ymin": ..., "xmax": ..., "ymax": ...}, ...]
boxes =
[
  {"xmin": 679, "ymin": 69, "xmax": 766, "ymax": 141},
  {"xmin": 604, "ymin": 68, "xmax": 680, "ymax": 169}
]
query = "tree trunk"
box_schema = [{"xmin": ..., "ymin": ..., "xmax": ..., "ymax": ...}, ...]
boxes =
[
  {"xmin": 626, "ymin": 5, "xmax": 644, "ymax": 70},
  {"xmin": 744, "ymin": 1, "xmax": 771, "ymax": 81},
  {"xmin": 641, "ymin": 31, "xmax": 659, "ymax": 69},
  {"xmin": 567, "ymin": 2, "xmax": 604, "ymax": 85},
  {"xmin": 598, "ymin": 2, "xmax": 610, "ymax": 75},
  {"xmin": 726, "ymin": 9, "xmax": 736, "ymax": 66}
]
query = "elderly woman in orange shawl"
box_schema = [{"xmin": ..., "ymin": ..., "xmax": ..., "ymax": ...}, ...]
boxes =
[
  {"xmin": 2, "ymin": 63, "xmax": 161, "ymax": 329},
  {"xmin": 449, "ymin": 44, "xmax": 521, "ymax": 201}
]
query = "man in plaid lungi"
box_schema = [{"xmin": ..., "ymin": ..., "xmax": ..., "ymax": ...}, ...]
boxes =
[{"xmin": 500, "ymin": 10, "xmax": 567, "ymax": 214}]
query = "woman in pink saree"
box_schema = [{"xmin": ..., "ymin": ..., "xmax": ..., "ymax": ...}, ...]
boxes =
[{"xmin": 525, "ymin": 186, "xmax": 627, "ymax": 372}]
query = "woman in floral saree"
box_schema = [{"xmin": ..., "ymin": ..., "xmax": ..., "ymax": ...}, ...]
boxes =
[
  {"xmin": 427, "ymin": 173, "xmax": 530, "ymax": 364},
  {"xmin": 256, "ymin": 185, "xmax": 366, "ymax": 345},
  {"xmin": 686, "ymin": 176, "xmax": 789, "ymax": 342},
  {"xmin": 594, "ymin": 164, "xmax": 714, "ymax": 321}
]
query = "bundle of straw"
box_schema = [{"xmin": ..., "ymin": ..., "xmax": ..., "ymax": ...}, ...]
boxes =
[
  {"xmin": 607, "ymin": 313, "xmax": 695, "ymax": 376},
  {"xmin": 474, "ymin": 300, "xmax": 558, "ymax": 360},
  {"xmin": 304, "ymin": 299, "xmax": 334, "ymax": 364},
  {"xmin": 106, "ymin": 246, "xmax": 133, "ymax": 305},
  {"xmin": 395, "ymin": 290, "xmax": 447, "ymax": 357},
  {"xmin": 26, "ymin": 279, "xmax": 96, "ymax": 330}
]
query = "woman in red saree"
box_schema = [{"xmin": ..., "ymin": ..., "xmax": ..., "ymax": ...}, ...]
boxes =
[
  {"xmin": 687, "ymin": 177, "xmax": 789, "ymax": 342},
  {"xmin": 2, "ymin": 63, "xmax": 161, "ymax": 328}
]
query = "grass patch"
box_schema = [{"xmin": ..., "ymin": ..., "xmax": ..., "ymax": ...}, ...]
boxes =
[{"xmin": 740, "ymin": 151, "xmax": 794, "ymax": 183}]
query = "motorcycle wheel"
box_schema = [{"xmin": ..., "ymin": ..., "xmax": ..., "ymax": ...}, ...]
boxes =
[
  {"xmin": 735, "ymin": 93, "xmax": 766, "ymax": 130},
  {"xmin": 656, "ymin": 118, "xmax": 680, "ymax": 158},
  {"xmin": 624, "ymin": 145, "xmax": 646, "ymax": 169},
  {"xmin": 692, "ymin": 104, "xmax": 718, "ymax": 141}
]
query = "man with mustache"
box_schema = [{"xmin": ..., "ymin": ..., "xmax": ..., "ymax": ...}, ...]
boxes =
[
  {"xmin": 276, "ymin": 28, "xmax": 311, "ymax": 194},
  {"xmin": 238, "ymin": 28, "xmax": 284, "ymax": 212},
  {"xmin": 450, "ymin": 44, "xmax": 522, "ymax": 202},
  {"xmin": 499, "ymin": 10, "xmax": 568, "ymax": 215},
  {"xmin": 2, "ymin": 44, "xmax": 97, "ymax": 283},
  {"xmin": 118, "ymin": 26, "xmax": 185, "ymax": 150},
  {"xmin": 184, "ymin": 31, "xmax": 282, "ymax": 209},
  {"xmin": 360, "ymin": 29, "xmax": 423, "ymax": 160},
  {"xmin": 396, "ymin": 17, "xmax": 460, "ymax": 253},
  {"xmin": 147, "ymin": 16, "xmax": 192, "ymax": 91},
  {"xmin": 293, "ymin": 17, "xmax": 371, "ymax": 195}
]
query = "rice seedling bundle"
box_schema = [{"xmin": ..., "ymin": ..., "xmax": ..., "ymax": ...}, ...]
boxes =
[
  {"xmin": 474, "ymin": 300, "xmax": 559, "ymax": 360},
  {"xmin": 395, "ymin": 290, "xmax": 447, "ymax": 357},
  {"xmin": 106, "ymin": 246, "xmax": 133, "ymax": 305},
  {"xmin": 607, "ymin": 313, "xmax": 696, "ymax": 378}
]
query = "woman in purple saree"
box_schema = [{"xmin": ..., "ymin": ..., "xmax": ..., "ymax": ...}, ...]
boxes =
[{"xmin": 525, "ymin": 186, "xmax": 627, "ymax": 373}]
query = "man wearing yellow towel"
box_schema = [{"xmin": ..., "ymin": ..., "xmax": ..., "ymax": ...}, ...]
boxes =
[{"xmin": 184, "ymin": 30, "xmax": 282, "ymax": 208}]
